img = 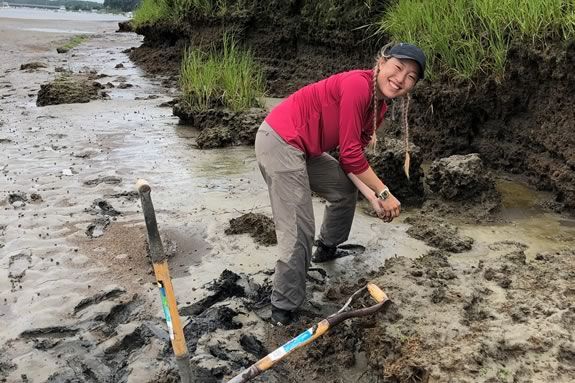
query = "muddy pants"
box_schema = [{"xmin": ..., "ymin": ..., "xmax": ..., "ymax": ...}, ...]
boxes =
[{"xmin": 255, "ymin": 121, "xmax": 358, "ymax": 311}]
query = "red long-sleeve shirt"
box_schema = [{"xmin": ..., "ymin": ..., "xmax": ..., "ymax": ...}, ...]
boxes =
[{"xmin": 265, "ymin": 69, "xmax": 387, "ymax": 174}]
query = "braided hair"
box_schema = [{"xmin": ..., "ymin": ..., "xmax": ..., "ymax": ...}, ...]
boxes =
[{"xmin": 368, "ymin": 44, "xmax": 413, "ymax": 179}]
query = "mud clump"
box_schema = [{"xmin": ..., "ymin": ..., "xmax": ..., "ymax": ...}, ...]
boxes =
[
  {"xmin": 36, "ymin": 75, "xmax": 105, "ymax": 106},
  {"xmin": 367, "ymin": 137, "xmax": 425, "ymax": 207},
  {"xmin": 225, "ymin": 212, "xmax": 277, "ymax": 246},
  {"xmin": 117, "ymin": 20, "xmax": 134, "ymax": 33},
  {"xmin": 181, "ymin": 270, "xmax": 246, "ymax": 316},
  {"xmin": 173, "ymin": 105, "xmax": 267, "ymax": 148},
  {"xmin": 423, "ymin": 153, "xmax": 501, "ymax": 222},
  {"xmin": 20, "ymin": 62, "xmax": 47, "ymax": 71},
  {"xmin": 427, "ymin": 153, "xmax": 498, "ymax": 201},
  {"xmin": 405, "ymin": 214, "xmax": 473, "ymax": 252}
]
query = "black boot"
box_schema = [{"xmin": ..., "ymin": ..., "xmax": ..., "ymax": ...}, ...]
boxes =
[
  {"xmin": 271, "ymin": 306, "xmax": 294, "ymax": 326},
  {"xmin": 311, "ymin": 240, "xmax": 338, "ymax": 263}
]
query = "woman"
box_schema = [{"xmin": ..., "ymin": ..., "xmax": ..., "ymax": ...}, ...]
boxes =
[{"xmin": 255, "ymin": 43, "xmax": 426, "ymax": 326}]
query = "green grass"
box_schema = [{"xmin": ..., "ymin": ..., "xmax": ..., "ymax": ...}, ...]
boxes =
[
  {"xmin": 56, "ymin": 35, "xmax": 89, "ymax": 53},
  {"xmin": 179, "ymin": 35, "xmax": 266, "ymax": 112},
  {"xmin": 379, "ymin": 0, "xmax": 575, "ymax": 81},
  {"xmin": 132, "ymin": 0, "xmax": 256, "ymax": 26}
]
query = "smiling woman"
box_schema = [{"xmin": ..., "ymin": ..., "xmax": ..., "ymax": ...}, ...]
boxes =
[{"xmin": 254, "ymin": 42, "xmax": 426, "ymax": 326}]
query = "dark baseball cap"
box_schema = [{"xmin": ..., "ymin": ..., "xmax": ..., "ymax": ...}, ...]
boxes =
[{"xmin": 388, "ymin": 43, "xmax": 426, "ymax": 80}]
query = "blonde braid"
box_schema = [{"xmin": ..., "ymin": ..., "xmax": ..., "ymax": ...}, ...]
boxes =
[
  {"xmin": 402, "ymin": 94, "xmax": 411, "ymax": 179},
  {"xmin": 368, "ymin": 63, "xmax": 381, "ymax": 153},
  {"xmin": 368, "ymin": 43, "xmax": 393, "ymax": 153}
]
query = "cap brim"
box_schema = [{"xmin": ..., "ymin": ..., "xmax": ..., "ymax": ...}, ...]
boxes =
[{"xmin": 390, "ymin": 54, "xmax": 425, "ymax": 79}]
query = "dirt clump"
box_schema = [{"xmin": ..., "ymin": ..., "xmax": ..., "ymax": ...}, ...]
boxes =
[
  {"xmin": 117, "ymin": 20, "xmax": 134, "ymax": 33},
  {"xmin": 20, "ymin": 62, "xmax": 47, "ymax": 71},
  {"xmin": 180, "ymin": 270, "xmax": 246, "ymax": 316},
  {"xmin": 224, "ymin": 212, "xmax": 277, "ymax": 246},
  {"xmin": 422, "ymin": 153, "xmax": 502, "ymax": 222},
  {"xmin": 36, "ymin": 75, "xmax": 106, "ymax": 106},
  {"xmin": 404, "ymin": 214, "xmax": 474, "ymax": 252},
  {"xmin": 173, "ymin": 105, "xmax": 267, "ymax": 148}
]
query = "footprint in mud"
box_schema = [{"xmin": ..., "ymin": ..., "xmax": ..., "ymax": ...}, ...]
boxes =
[
  {"xmin": 8, "ymin": 250, "xmax": 32, "ymax": 290},
  {"xmin": 86, "ymin": 216, "xmax": 110, "ymax": 238},
  {"xmin": 83, "ymin": 176, "xmax": 122, "ymax": 186}
]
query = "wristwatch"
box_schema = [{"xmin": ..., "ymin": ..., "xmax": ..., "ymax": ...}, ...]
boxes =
[{"xmin": 377, "ymin": 187, "xmax": 390, "ymax": 200}]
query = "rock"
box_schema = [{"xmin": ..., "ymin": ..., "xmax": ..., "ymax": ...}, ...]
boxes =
[
  {"xmin": 117, "ymin": 83, "xmax": 132, "ymax": 89},
  {"xmin": 115, "ymin": 63, "xmax": 124, "ymax": 69}
]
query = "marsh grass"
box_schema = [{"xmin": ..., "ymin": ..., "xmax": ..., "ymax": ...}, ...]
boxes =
[
  {"xmin": 132, "ymin": 0, "xmax": 256, "ymax": 26},
  {"xmin": 56, "ymin": 35, "xmax": 89, "ymax": 53},
  {"xmin": 379, "ymin": 0, "xmax": 575, "ymax": 80},
  {"xmin": 180, "ymin": 35, "xmax": 265, "ymax": 112}
]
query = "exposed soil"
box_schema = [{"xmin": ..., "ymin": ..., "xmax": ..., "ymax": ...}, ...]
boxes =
[
  {"xmin": 410, "ymin": 42, "xmax": 575, "ymax": 213},
  {"xmin": 129, "ymin": 1, "xmax": 386, "ymax": 96},
  {"xmin": 173, "ymin": 105, "xmax": 268, "ymax": 148}
]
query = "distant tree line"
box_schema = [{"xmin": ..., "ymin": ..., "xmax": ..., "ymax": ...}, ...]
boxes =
[
  {"xmin": 6, "ymin": 0, "xmax": 140, "ymax": 12},
  {"xmin": 103, "ymin": 0, "xmax": 139, "ymax": 12},
  {"xmin": 6, "ymin": 0, "xmax": 102, "ymax": 11}
]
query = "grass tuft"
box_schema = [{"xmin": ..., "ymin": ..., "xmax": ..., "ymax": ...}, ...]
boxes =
[
  {"xmin": 179, "ymin": 35, "xmax": 266, "ymax": 112},
  {"xmin": 56, "ymin": 35, "xmax": 89, "ymax": 54},
  {"xmin": 379, "ymin": 0, "xmax": 575, "ymax": 80}
]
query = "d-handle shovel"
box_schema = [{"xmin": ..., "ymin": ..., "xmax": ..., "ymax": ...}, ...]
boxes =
[
  {"xmin": 136, "ymin": 179, "xmax": 193, "ymax": 383},
  {"xmin": 227, "ymin": 283, "xmax": 391, "ymax": 383}
]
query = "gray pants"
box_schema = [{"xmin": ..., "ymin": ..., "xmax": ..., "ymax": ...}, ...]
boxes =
[{"xmin": 255, "ymin": 122, "xmax": 358, "ymax": 311}]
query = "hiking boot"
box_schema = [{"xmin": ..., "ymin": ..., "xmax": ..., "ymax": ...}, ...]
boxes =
[
  {"xmin": 311, "ymin": 240, "xmax": 338, "ymax": 263},
  {"xmin": 271, "ymin": 306, "xmax": 294, "ymax": 326}
]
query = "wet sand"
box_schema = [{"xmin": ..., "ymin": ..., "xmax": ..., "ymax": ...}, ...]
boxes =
[{"xmin": 1, "ymin": 11, "xmax": 574, "ymax": 383}]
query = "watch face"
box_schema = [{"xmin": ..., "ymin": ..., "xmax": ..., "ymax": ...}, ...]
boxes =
[{"xmin": 379, "ymin": 189, "xmax": 390, "ymax": 199}]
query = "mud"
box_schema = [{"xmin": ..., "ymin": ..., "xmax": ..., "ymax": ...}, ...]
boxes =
[
  {"xmin": 36, "ymin": 74, "xmax": 106, "ymax": 106},
  {"xmin": 225, "ymin": 212, "xmax": 277, "ymax": 246},
  {"xmin": 173, "ymin": 105, "xmax": 267, "ymax": 149},
  {"xmin": 405, "ymin": 214, "xmax": 474, "ymax": 253}
]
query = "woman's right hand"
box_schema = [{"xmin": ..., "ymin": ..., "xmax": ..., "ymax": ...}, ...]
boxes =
[{"xmin": 375, "ymin": 194, "xmax": 401, "ymax": 222}]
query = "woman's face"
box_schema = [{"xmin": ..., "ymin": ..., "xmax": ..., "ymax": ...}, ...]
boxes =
[{"xmin": 377, "ymin": 57, "xmax": 420, "ymax": 99}]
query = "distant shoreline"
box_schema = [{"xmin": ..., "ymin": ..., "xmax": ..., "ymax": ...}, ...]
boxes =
[{"xmin": 0, "ymin": 6, "xmax": 128, "ymax": 21}]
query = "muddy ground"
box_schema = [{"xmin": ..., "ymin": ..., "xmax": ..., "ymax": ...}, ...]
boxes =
[{"xmin": 1, "ymin": 9, "xmax": 575, "ymax": 383}]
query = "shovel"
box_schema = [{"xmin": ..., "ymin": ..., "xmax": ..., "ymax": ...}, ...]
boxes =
[
  {"xmin": 227, "ymin": 283, "xmax": 391, "ymax": 383},
  {"xmin": 136, "ymin": 179, "xmax": 193, "ymax": 383}
]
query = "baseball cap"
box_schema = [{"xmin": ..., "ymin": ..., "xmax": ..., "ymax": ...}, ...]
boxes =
[{"xmin": 388, "ymin": 43, "xmax": 426, "ymax": 80}]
